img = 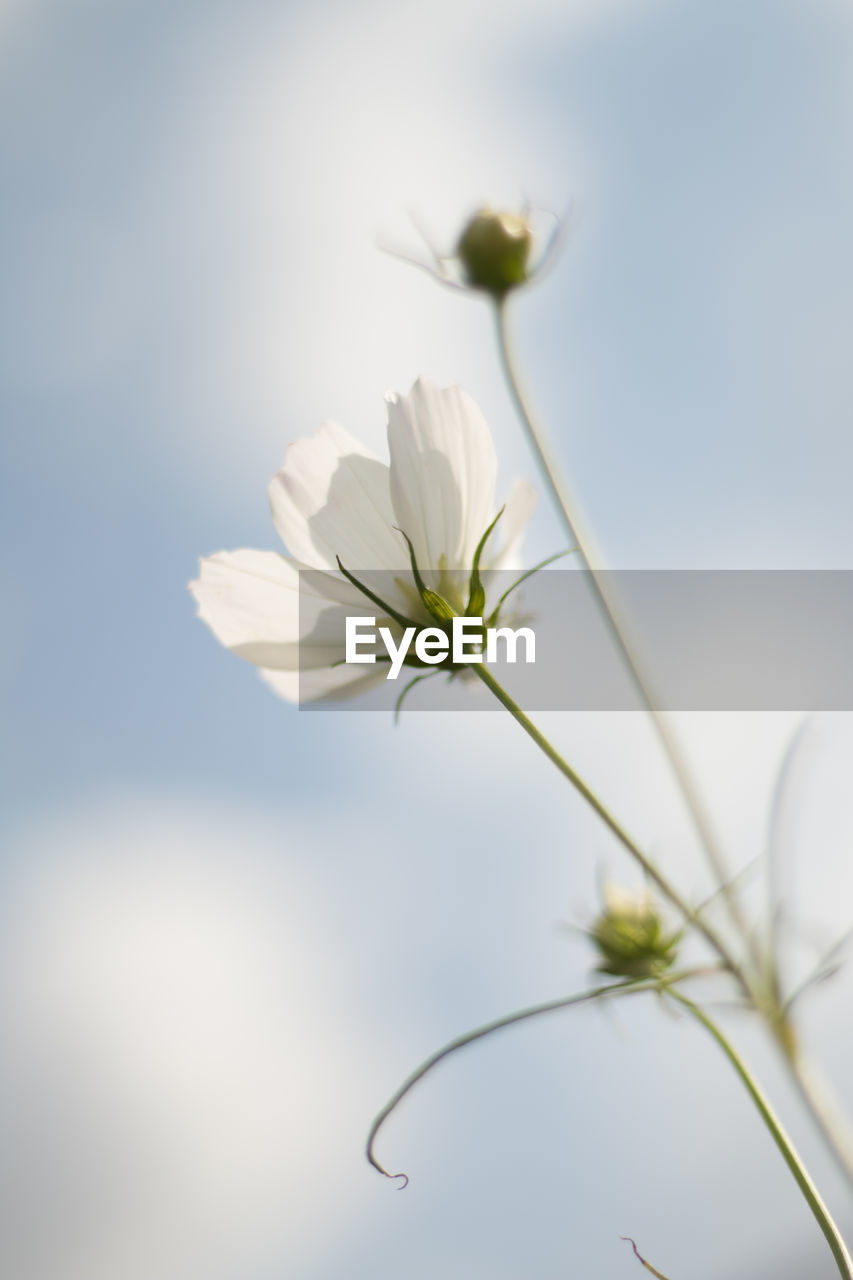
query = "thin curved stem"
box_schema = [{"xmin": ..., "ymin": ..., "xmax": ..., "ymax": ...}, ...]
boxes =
[
  {"xmin": 472, "ymin": 662, "xmax": 744, "ymax": 983},
  {"xmin": 667, "ymin": 989, "xmax": 853, "ymax": 1279},
  {"xmin": 621, "ymin": 1236, "xmax": 672, "ymax": 1279},
  {"xmin": 367, "ymin": 976, "xmax": 653, "ymax": 1181},
  {"xmin": 493, "ymin": 298, "xmax": 754, "ymax": 958}
]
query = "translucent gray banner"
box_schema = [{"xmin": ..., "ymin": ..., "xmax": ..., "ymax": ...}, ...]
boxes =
[{"xmin": 296, "ymin": 569, "xmax": 853, "ymax": 711}]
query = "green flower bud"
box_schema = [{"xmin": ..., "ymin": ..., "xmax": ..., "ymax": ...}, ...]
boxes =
[
  {"xmin": 590, "ymin": 886, "xmax": 681, "ymax": 981},
  {"xmin": 457, "ymin": 208, "xmax": 532, "ymax": 297},
  {"xmin": 420, "ymin": 588, "xmax": 455, "ymax": 624}
]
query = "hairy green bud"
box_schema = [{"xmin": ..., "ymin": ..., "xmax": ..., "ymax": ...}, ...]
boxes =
[
  {"xmin": 590, "ymin": 886, "xmax": 681, "ymax": 981},
  {"xmin": 457, "ymin": 209, "xmax": 532, "ymax": 297}
]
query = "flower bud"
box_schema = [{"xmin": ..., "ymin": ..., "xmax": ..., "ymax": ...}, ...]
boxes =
[
  {"xmin": 590, "ymin": 885, "xmax": 680, "ymax": 981},
  {"xmin": 420, "ymin": 587, "xmax": 455, "ymax": 624},
  {"xmin": 457, "ymin": 208, "xmax": 532, "ymax": 297}
]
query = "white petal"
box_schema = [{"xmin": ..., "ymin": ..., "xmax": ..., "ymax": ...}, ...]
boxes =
[
  {"xmin": 260, "ymin": 663, "xmax": 389, "ymax": 703},
  {"xmin": 190, "ymin": 550, "xmax": 360, "ymax": 671},
  {"xmin": 386, "ymin": 378, "xmax": 498, "ymax": 573},
  {"xmin": 485, "ymin": 477, "xmax": 537, "ymax": 571},
  {"xmin": 190, "ymin": 549, "xmax": 299, "ymax": 653},
  {"xmin": 268, "ymin": 421, "xmax": 406, "ymax": 571},
  {"xmin": 190, "ymin": 552, "xmax": 420, "ymax": 690}
]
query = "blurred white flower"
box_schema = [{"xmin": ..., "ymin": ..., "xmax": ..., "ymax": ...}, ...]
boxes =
[{"xmin": 191, "ymin": 378, "xmax": 536, "ymax": 702}]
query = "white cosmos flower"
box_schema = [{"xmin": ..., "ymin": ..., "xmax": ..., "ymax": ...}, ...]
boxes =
[{"xmin": 190, "ymin": 378, "xmax": 536, "ymax": 703}]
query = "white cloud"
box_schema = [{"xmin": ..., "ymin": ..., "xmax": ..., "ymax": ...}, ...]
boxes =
[
  {"xmin": 12, "ymin": 0, "xmax": 651, "ymax": 497},
  {"xmin": 0, "ymin": 797, "xmax": 382, "ymax": 1280},
  {"xmin": 3, "ymin": 719, "xmax": 853, "ymax": 1278}
]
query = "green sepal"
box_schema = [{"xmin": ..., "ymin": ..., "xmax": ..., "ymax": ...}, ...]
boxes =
[
  {"xmin": 395, "ymin": 528, "xmax": 456, "ymax": 623},
  {"xmin": 335, "ymin": 557, "xmax": 420, "ymax": 632},
  {"xmin": 393, "ymin": 670, "xmax": 441, "ymax": 724},
  {"xmin": 485, "ymin": 548, "xmax": 575, "ymax": 627},
  {"xmin": 421, "ymin": 589, "xmax": 455, "ymax": 622},
  {"xmin": 465, "ymin": 505, "xmax": 504, "ymax": 617}
]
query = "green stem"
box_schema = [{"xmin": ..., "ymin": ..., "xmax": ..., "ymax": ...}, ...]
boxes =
[
  {"xmin": 367, "ymin": 976, "xmax": 655, "ymax": 1182},
  {"xmin": 780, "ymin": 1037, "xmax": 853, "ymax": 1189},
  {"xmin": 667, "ymin": 989, "xmax": 853, "ymax": 1279},
  {"xmin": 472, "ymin": 662, "xmax": 742, "ymax": 979},
  {"xmin": 493, "ymin": 298, "xmax": 754, "ymax": 958},
  {"xmin": 494, "ymin": 296, "xmax": 853, "ymax": 1191}
]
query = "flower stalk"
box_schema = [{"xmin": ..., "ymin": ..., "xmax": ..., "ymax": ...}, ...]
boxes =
[
  {"xmin": 490, "ymin": 289, "xmax": 853, "ymax": 1189},
  {"xmin": 471, "ymin": 661, "xmax": 853, "ymax": 1271},
  {"xmin": 667, "ymin": 989, "xmax": 853, "ymax": 1280},
  {"xmin": 366, "ymin": 976, "xmax": 655, "ymax": 1183},
  {"xmin": 471, "ymin": 661, "xmax": 742, "ymax": 978},
  {"xmin": 493, "ymin": 297, "xmax": 754, "ymax": 957}
]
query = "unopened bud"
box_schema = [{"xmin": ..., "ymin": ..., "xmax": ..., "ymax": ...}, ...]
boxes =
[
  {"xmin": 421, "ymin": 588, "xmax": 455, "ymax": 624},
  {"xmin": 457, "ymin": 208, "xmax": 532, "ymax": 297},
  {"xmin": 590, "ymin": 885, "xmax": 681, "ymax": 981}
]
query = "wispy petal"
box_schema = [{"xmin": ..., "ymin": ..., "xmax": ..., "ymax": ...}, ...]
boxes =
[
  {"xmin": 260, "ymin": 663, "xmax": 389, "ymax": 703},
  {"xmin": 269, "ymin": 422, "xmax": 406, "ymax": 571},
  {"xmin": 485, "ymin": 477, "xmax": 537, "ymax": 571},
  {"xmin": 386, "ymin": 378, "xmax": 497, "ymax": 573},
  {"xmin": 190, "ymin": 549, "xmax": 300, "ymax": 655},
  {"xmin": 190, "ymin": 550, "xmax": 368, "ymax": 671}
]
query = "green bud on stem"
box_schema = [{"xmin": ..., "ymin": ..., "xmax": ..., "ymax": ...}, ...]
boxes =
[
  {"xmin": 457, "ymin": 208, "xmax": 532, "ymax": 298},
  {"xmin": 590, "ymin": 886, "xmax": 681, "ymax": 981}
]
